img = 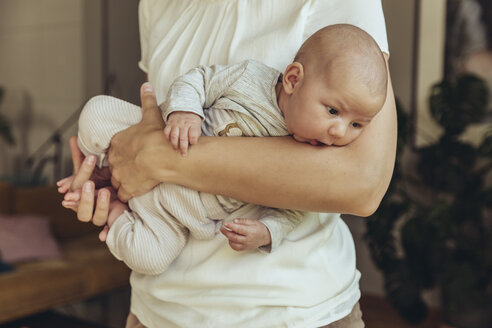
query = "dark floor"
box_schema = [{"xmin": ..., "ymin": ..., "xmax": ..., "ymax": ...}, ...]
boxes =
[
  {"xmin": 1, "ymin": 294, "xmax": 443, "ymax": 328},
  {"xmin": 0, "ymin": 312, "xmax": 107, "ymax": 328},
  {"xmin": 361, "ymin": 294, "xmax": 443, "ymax": 328}
]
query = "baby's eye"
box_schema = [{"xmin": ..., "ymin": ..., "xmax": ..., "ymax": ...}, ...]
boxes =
[
  {"xmin": 351, "ymin": 122, "xmax": 362, "ymax": 128},
  {"xmin": 327, "ymin": 107, "xmax": 338, "ymax": 115}
]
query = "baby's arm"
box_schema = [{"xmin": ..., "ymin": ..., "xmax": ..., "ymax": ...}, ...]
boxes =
[
  {"xmin": 162, "ymin": 62, "xmax": 250, "ymax": 155},
  {"xmin": 164, "ymin": 111, "xmax": 202, "ymax": 156},
  {"xmin": 220, "ymin": 209, "xmax": 302, "ymax": 252}
]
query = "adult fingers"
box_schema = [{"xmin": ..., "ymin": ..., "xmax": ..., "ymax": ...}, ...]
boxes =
[
  {"xmin": 140, "ymin": 82, "xmax": 163, "ymax": 125},
  {"xmin": 92, "ymin": 188, "xmax": 110, "ymax": 226},
  {"xmin": 70, "ymin": 155, "xmax": 96, "ymax": 191},
  {"xmin": 77, "ymin": 181, "xmax": 95, "ymax": 222}
]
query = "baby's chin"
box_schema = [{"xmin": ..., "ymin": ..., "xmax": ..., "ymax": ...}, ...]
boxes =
[{"xmin": 332, "ymin": 139, "xmax": 354, "ymax": 147}]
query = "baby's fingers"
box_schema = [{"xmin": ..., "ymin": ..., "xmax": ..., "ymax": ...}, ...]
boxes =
[
  {"xmin": 64, "ymin": 190, "xmax": 82, "ymax": 202},
  {"xmin": 99, "ymin": 225, "xmax": 109, "ymax": 242},
  {"xmin": 220, "ymin": 226, "xmax": 246, "ymax": 243},
  {"xmin": 57, "ymin": 176, "xmax": 74, "ymax": 193},
  {"xmin": 188, "ymin": 124, "xmax": 201, "ymax": 145},
  {"xmin": 163, "ymin": 125, "xmax": 172, "ymax": 140},
  {"xmin": 61, "ymin": 200, "xmax": 79, "ymax": 211},
  {"xmin": 168, "ymin": 126, "xmax": 181, "ymax": 150},
  {"xmin": 228, "ymin": 241, "xmax": 247, "ymax": 252},
  {"xmin": 179, "ymin": 128, "xmax": 190, "ymax": 156},
  {"xmin": 224, "ymin": 219, "xmax": 255, "ymax": 235}
]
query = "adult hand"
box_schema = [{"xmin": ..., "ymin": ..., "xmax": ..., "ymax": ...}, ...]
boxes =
[
  {"xmin": 108, "ymin": 82, "xmax": 166, "ymax": 202},
  {"xmin": 57, "ymin": 136, "xmax": 114, "ymax": 226}
]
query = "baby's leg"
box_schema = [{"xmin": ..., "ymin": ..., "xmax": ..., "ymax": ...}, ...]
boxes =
[
  {"xmin": 107, "ymin": 191, "xmax": 189, "ymax": 275},
  {"xmin": 77, "ymin": 96, "xmax": 201, "ymax": 273},
  {"xmin": 77, "ymin": 95, "xmax": 144, "ymax": 167}
]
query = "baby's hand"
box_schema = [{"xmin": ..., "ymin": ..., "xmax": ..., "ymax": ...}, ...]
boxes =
[
  {"xmin": 98, "ymin": 199, "xmax": 129, "ymax": 242},
  {"xmin": 57, "ymin": 175, "xmax": 74, "ymax": 194},
  {"xmin": 58, "ymin": 176, "xmax": 82, "ymax": 211},
  {"xmin": 220, "ymin": 218, "xmax": 272, "ymax": 252},
  {"xmin": 164, "ymin": 111, "xmax": 202, "ymax": 156}
]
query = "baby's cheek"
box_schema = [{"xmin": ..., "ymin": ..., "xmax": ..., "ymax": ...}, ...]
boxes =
[
  {"xmin": 335, "ymin": 130, "xmax": 361, "ymax": 146},
  {"xmin": 349, "ymin": 129, "xmax": 364, "ymax": 143}
]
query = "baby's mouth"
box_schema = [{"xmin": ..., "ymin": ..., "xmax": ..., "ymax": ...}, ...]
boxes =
[{"xmin": 292, "ymin": 135, "xmax": 324, "ymax": 146}]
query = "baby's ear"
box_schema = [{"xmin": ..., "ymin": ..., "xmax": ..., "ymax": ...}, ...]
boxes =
[{"xmin": 282, "ymin": 62, "xmax": 304, "ymax": 94}]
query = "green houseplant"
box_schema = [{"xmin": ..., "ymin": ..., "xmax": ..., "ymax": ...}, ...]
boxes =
[{"xmin": 365, "ymin": 74, "xmax": 492, "ymax": 327}]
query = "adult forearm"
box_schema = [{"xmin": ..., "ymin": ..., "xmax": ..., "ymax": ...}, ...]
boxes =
[
  {"xmin": 121, "ymin": 124, "xmax": 394, "ymax": 215},
  {"xmin": 161, "ymin": 136, "xmax": 390, "ymax": 215}
]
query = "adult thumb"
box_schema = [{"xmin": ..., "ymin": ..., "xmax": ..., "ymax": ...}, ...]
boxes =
[{"xmin": 140, "ymin": 82, "xmax": 163, "ymax": 125}]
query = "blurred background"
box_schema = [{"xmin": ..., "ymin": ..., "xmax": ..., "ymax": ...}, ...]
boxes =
[{"xmin": 0, "ymin": 0, "xmax": 490, "ymax": 327}]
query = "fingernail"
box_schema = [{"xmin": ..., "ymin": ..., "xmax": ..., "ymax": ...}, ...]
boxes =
[
  {"xmin": 87, "ymin": 155, "xmax": 95, "ymax": 165},
  {"xmin": 100, "ymin": 190, "xmax": 109, "ymax": 201},
  {"xmin": 142, "ymin": 82, "xmax": 153, "ymax": 93},
  {"xmin": 84, "ymin": 182, "xmax": 92, "ymax": 192}
]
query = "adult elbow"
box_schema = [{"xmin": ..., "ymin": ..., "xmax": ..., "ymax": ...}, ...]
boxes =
[
  {"xmin": 349, "ymin": 177, "xmax": 388, "ymax": 217},
  {"xmin": 353, "ymin": 195, "xmax": 382, "ymax": 217}
]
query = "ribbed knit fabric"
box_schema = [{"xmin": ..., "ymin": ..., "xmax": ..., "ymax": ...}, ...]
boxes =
[
  {"xmin": 77, "ymin": 60, "xmax": 303, "ymax": 275},
  {"xmin": 78, "ymin": 96, "xmax": 143, "ymax": 168}
]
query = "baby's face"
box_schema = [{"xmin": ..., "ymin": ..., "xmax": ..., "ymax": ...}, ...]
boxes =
[{"xmin": 282, "ymin": 69, "xmax": 383, "ymax": 147}]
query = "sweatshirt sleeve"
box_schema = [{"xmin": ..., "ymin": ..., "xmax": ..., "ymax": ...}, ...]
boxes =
[
  {"xmin": 161, "ymin": 61, "xmax": 250, "ymax": 122},
  {"xmin": 258, "ymin": 208, "xmax": 304, "ymax": 253},
  {"xmin": 137, "ymin": 0, "xmax": 151, "ymax": 73}
]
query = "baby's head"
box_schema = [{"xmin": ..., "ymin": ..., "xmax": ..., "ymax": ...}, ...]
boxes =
[{"xmin": 277, "ymin": 24, "xmax": 388, "ymax": 146}]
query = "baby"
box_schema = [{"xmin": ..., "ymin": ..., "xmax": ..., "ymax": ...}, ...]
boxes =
[{"xmin": 60, "ymin": 24, "xmax": 387, "ymax": 275}]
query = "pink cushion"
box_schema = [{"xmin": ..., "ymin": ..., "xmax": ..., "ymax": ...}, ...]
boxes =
[{"xmin": 0, "ymin": 215, "xmax": 61, "ymax": 263}]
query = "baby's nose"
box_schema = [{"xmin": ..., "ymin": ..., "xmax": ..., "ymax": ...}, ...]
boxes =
[{"xmin": 328, "ymin": 122, "xmax": 347, "ymax": 138}]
